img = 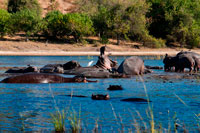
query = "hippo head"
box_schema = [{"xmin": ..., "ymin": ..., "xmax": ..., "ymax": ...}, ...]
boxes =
[
  {"xmin": 163, "ymin": 54, "xmax": 177, "ymax": 71},
  {"xmin": 74, "ymin": 77, "xmax": 87, "ymax": 83},
  {"xmin": 91, "ymin": 94, "xmax": 110, "ymax": 100}
]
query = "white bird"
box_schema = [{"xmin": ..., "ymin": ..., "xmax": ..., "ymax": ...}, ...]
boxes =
[{"xmin": 87, "ymin": 60, "xmax": 94, "ymax": 67}]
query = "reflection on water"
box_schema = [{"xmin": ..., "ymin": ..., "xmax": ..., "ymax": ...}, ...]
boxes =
[{"xmin": 0, "ymin": 56, "xmax": 199, "ymax": 132}]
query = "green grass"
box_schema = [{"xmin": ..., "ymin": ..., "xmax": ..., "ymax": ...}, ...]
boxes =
[{"xmin": 50, "ymin": 110, "xmax": 66, "ymax": 132}]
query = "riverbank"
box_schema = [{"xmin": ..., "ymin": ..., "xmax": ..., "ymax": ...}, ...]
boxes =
[{"xmin": 0, "ymin": 40, "xmax": 199, "ymax": 56}]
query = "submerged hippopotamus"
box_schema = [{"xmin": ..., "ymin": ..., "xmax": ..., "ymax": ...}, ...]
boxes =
[
  {"xmin": 0, "ymin": 73, "xmax": 97, "ymax": 83},
  {"xmin": 5, "ymin": 65, "xmax": 39, "ymax": 73}
]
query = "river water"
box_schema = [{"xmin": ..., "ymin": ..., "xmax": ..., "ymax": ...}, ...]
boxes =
[{"xmin": 0, "ymin": 56, "xmax": 199, "ymax": 132}]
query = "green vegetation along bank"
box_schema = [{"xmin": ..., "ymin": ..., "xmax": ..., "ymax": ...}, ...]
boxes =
[{"xmin": 1, "ymin": 0, "xmax": 200, "ymax": 48}]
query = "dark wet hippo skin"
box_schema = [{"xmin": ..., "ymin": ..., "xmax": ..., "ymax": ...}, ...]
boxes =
[
  {"xmin": 145, "ymin": 65, "xmax": 163, "ymax": 70},
  {"xmin": 63, "ymin": 60, "xmax": 81, "ymax": 70},
  {"xmin": 121, "ymin": 98, "xmax": 151, "ymax": 102},
  {"xmin": 5, "ymin": 66, "xmax": 39, "ymax": 73},
  {"xmin": 107, "ymin": 85, "xmax": 123, "ymax": 91},
  {"xmin": 91, "ymin": 94, "xmax": 110, "ymax": 100},
  {"xmin": 175, "ymin": 54, "xmax": 195, "ymax": 72},
  {"xmin": 64, "ymin": 67, "xmax": 129, "ymax": 78},
  {"xmin": 177, "ymin": 51, "xmax": 200, "ymax": 72},
  {"xmin": 163, "ymin": 54, "xmax": 177, "ymax": 71},
  {"xmin": 117, "ymin": 56, "xmax": 145, "ymax": 75},
  {"xmin": 0, "ymin": 73, "xmax": 97, "ymax": 83}
]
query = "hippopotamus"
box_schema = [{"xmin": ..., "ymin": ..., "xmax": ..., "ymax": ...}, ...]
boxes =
[
  {"xmin": 40, "ymin": 64, "xmax": 64, "ymax": 73},
  {"xmin": 117, "ymin": 56, "xmax": 145, "ymax": 75},
  {"xmin": 63, "ymin": 60, "xmax": 81, "ymax": 70},
  {"xmin": 164, "ymin": 51, "xmax": 199, "ymax": 72},
  {"xmin": 5, "ymin": 65, "xmax": 39, "ymax": 73},
  {"xmin": 176, "ymin": 51, "xmax": 200, "ymax": 72},
  {"xmin": 91, "ymin": 94, "xmax": 110, "ymax": 100},
  {"xmin": 0, "ymin": 73, "xmax": 97, "ymax": 83},
  {"xmin": 121, "ymin": 98, "xmax": 151, "ymax": 102},
  {"xmin": 107, "ymin": 85, "xmax": 123, "ymax": 91},
  {"xmin": 94, "ymin": 46, "xmax": 117, "ymax": 70},
  {"xmin": 175, "ymin": 54, "xmax": 195, "ymax": 72},
  {"xmin": 163, "ymin": 54, "xmax": 177, "ymax": 71}
]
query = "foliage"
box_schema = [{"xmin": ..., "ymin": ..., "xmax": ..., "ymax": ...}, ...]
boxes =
[
  {"xmin": 7, "ymin": 0, "xmax": 41, "ymax": 16},
  {"xmin": 0, "ymin": 9, "xmax": 11, "ymax": 38},
  {"xmin": 50, "ymin": 110, "xmax": 66, "ymax": 132},
  {"xmin": 64, "ymin": 13, "xmax": 94, "ymax": 42},
  {"xmin": 68, "ymin": 109, "xmax": 82, "ymax": 133},
  {"xmin": 76, "ymin": 0, "xmax": 151, "ymax": 45},
  {"xmin": 10, "ymin": 9, "xmax": 42, "ymax": 39},
  {"xmin": 147, "ymin": 0, "xmax": 200, "ymax": 47},
  {"xmin": 43, "ymin": 10, "xmax": 68, "ymax": 38},
  {"xmin": 44, "ymin": 11, "xmax": 94, "ymax": 42}
]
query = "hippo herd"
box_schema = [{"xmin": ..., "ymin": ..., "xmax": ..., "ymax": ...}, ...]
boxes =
[
  {"xmin": 1, "ymin": 47, "xmax": 199, "ymax": 101},
  {"xmin": 163, "ymin": 51, "xmax": 200, "ymax": 72},
  {"xmin": 1, "ymin": 48, "xmax": 200, "ymax": 84},
  {"xmin": 1, "ymin": 46, "xmax": 148, "ymax": 83}
]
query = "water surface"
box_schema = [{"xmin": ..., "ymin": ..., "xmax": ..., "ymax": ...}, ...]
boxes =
[{"xmin": 0, "ymin": 56, "xmax": 199, "ymax": 132}]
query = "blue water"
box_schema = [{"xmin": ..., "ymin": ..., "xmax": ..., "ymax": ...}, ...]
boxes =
[{"xmin": 0, "ymin": 56, "xmax": 199, "ymax": 132}]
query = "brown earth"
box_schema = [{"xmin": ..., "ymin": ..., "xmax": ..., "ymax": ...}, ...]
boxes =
[
  {"xmin": 0, "ymin": 0, "xmax": 75, "ymax": 16},
  {"xmin": 0, "ymin": 38, "xmax": 198, "ymax": 56}
]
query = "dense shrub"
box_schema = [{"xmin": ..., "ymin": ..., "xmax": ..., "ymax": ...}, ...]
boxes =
[
  {"xmin": 0, "ymin": 9, "xmax": 11, "ymax": 38},
  {"xmin": 10, "ymin": 9, "xmax": 42, "ymax": 40},
  {"xmin": 147, "ymin": 0, "xmax": 200, "ymax": 47},
  {"xmin": 44, "ymin": 11, "xmax": 94, "ymax": 42},
  {"xmin": 43, "ymin": 10, "xmax": 67, "ymax": 38},
  {"xmin": 64, "ymin": 13, "xmax": 94, "ymax": 42}
]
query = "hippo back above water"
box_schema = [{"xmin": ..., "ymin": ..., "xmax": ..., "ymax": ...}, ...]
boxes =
[
  {"xmin": 0, "ymin": 73, "xmax": 97, "ymax": 83},
  {"xmin": 117, "ymin": 56, "xmax": 144, "ymax": 75}
]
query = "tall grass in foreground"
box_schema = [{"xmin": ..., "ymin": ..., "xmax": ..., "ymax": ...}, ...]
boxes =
[
  {"xmin": 49, "ymin": 84, "xmax": 82, "ymax": 132},
  {"xmin": 68, "ymin": 108, "xmax": 82, "ymax": 133},
  {"xmin": 50, "ymin": 110, "xmax": 66, "ymax": 132}
]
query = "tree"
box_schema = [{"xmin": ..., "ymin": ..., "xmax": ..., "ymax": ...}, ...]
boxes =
[
  {"xmin": 76, "ymin": 0, "xmax": 150, "ymax": 45},
  {"xmin": 147, "ymin": 0, "xmax": 200, "ymax": 47},
  {"xmin": 106, "ymin": 4, "xmax": 131, "ymax": 45},
  {"xmin": 64, "ymin": 13, "xmax": 94, "ymax": 42},
  {"xmin": 44, "ymin": 10, "xmax": 68, "ymax": 38},
  {"xmin": 0, "ymin": 9, "xmax": 11, "ymax": 38},
  {"xmin": 10, "ymin": 9, "xmax": 41, "ymax": 41}
]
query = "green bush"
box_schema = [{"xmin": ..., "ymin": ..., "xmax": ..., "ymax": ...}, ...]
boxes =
[
  {"xmin": 43, "ymin": 10, "xmax": 67, "ymax": 38},
  {"xmin": 144, "ymin": 36, "xmax": 166, "ymax": 48},
  {"xmin": 64, "ymin": 13, "xmax": 94, "ymax": 42},
  {"xmin": 10, "ymin": 9, "xmax": 42, "ymax": 40},
  {"xmin": 0, "ymin": 9, "xmax": 11, "ymax": 38},
  {"xmin": 7, "ymin": 0, "xmax": 41, "ymax": 16},
  {"xmin": 44, "ymin": 11, "xmax": 94, "ymax": 42}
]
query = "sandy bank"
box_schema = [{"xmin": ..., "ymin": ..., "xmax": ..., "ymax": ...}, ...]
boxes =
[
  {"xmin": 0, "ymin": 50, "xmax": 186, "ymax": 56},
  {"xmin": 0, "ymin": 40, "xmax": 199, "ymax": 56}
]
